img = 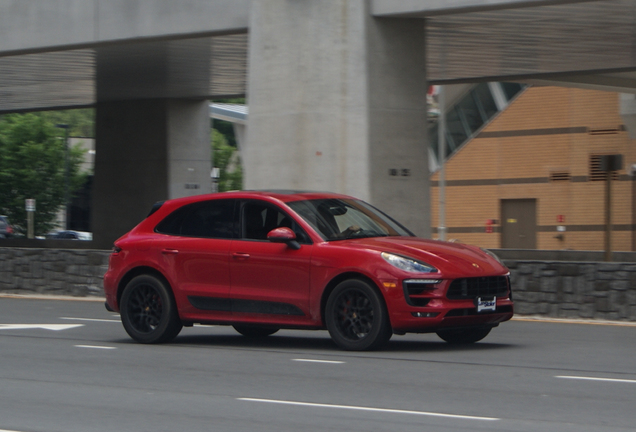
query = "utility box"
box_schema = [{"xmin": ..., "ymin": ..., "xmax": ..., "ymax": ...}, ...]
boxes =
[{"xmin": 600, "ymin": 154, "xmax": 623, "ymax": 172}]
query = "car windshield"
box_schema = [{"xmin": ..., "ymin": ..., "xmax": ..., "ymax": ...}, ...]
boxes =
[{"xmin": 287, "ymin": 198, "xmax": 413, "ymax": 241}]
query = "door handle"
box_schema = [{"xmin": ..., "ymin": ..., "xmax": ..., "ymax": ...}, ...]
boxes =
[
  {"xmin": 232, "ymin": 252, "xmax": 250, "ymax": 260},
  {"xmin": 161, "ymin": 248, "xmax": 179, "ymax": 255}
]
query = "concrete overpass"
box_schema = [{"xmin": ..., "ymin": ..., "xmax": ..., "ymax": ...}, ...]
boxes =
[{"xmin": 1, "ymin": 0, "xmax": 636, "ymax": 247}]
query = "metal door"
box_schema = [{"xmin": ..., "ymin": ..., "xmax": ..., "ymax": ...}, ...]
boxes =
[{"xmin": 501, "ymin": 199, "xmax": 537, "ymax": 249}]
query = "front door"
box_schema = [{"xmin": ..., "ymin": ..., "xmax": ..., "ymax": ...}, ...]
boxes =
[
  {"xmin": 229, "ymin": 200, "xmax": 313, "ymax": 322},
  {"xmin": 501, "ymin": 199, "xmax": 537, "ymax": 249}
]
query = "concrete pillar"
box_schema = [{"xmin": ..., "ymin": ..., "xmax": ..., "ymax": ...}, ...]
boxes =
[
  {"xmin": 92, "ymin": 99, "xmax": 211, "ymax": 248},
  {"xmin": 367, "ymin": 17, "xmax": 429, "ymax": 237},
  {"xmin": 246, "ymin": 0, "xmax": 430, "ymax": 236},
  {"xmin": 620, "ymin": 93, "xmax": 636, "ymax": 140}
]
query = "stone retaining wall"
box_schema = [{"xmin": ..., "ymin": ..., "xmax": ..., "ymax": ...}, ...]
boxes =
[
  {"xmin": 506, "ymin": 260, "xmax": 636, "ymax": 321},
  {"xmin": 1, "ymin": 248, "xmax": 635, "ymax": 321},
  {"xmin": 0, "ymin": 248, "xmax": 109, "ymax": 297}
]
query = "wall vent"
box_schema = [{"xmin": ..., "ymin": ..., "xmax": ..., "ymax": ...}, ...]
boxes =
[
  {"xmin": 550, "ymin": 171, "xmax": 571, "ymax": 182},
  {"xmin": 589, "ymin": 155, "xmax": 619, "ymax": 181},
  {"xmin": 588, "ymin": 126, "xmax": 623, "ymax": 135}
]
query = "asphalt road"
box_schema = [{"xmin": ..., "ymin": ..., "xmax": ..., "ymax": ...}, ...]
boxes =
[{"xmin": 0, "ymin": 296, "xmax": 635, "ymax": 432}]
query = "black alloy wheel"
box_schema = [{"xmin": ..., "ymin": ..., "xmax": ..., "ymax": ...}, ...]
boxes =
[
  {"xmin": 232, "ymin": 325, "xmax": 279, "ymax": 338},
  {"xmin": 325, "ymin": 279, "xmax": 392, "ymax": 351},
  {"xmin": 120, "ymin": 274, "xmax": 182, "ymax": 344},
  {"xmin": 436, "ymin": 327, "xmax": 492, "ymax": 344}
]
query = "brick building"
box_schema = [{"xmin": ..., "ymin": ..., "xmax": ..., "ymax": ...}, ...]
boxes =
[{"xmin": 431, "ymin": 86, "xmax": 636, "ymax": 251}]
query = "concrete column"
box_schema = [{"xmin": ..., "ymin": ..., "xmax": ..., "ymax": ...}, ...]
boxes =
[
  {"xmin": 246, "ymin": 0, "xmax": 430, "ymax": 236},
  {"xmin": 92, "ymin": 99, "xmax": 211, "ymax": 248},
  {"xmin": 620, "ymin": 93, "xmax": 636, "ymax": 140},
  {"xmin": 367, "ymin": 18, "xmax": 429, "ymax": 237}
]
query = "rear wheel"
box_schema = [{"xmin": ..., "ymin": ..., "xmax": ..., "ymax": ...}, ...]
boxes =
[
  {"xmin": 120, "ymin": 274, "xmax": 182, "ymax": 343},
  {"xmin": 436, "ymin": 327, "xmax": 491, "ymax": 344},
  {"xmin": 233, "ymin": 325, "xmax": 279, "ymax": 338},
  {"xmin": 325, "ymin": 279, "xmax": 392, "ymax": 351}
]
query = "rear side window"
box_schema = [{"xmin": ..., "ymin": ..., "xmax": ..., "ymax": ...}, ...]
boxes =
[{"xmin": 155, "ymin": 199, "xmax": 237, "ymax": 239}]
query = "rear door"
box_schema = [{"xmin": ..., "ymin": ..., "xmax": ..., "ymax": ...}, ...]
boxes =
[{"xmin": 154, "ymin": 199, "xmax": 238, "ymax": 317}]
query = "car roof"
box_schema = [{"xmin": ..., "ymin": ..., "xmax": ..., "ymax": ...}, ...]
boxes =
[{"xmin": 164, "ymin": 190, "xmax": 356, "ymax": 207}]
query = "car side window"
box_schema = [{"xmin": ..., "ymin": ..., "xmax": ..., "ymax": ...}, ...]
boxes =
[
  {"xmin": 241, "ymin": 201, "xmax": 311, "ymax": 244},
  {"xmin": 155, "ymin": 199, "xmax": 238, "ymax": 239}
]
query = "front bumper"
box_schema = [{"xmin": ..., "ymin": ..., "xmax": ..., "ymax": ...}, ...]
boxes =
[{"xmin": 383, "ymin": 276, "xmax": 514, "ymax": 333}]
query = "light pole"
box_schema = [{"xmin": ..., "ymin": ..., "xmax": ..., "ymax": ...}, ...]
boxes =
[{"xmin": 55, "ymin": 124, "xmax": 70, "ymax": 230}]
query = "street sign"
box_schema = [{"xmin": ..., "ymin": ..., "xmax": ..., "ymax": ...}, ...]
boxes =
[{"xmin": 25, "ymin": 199, "xmax": 35, "ymax": 212}]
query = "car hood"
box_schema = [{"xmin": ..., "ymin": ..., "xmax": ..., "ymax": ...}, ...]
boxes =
[{"xmin": 336, "ymin": 237, "xmax": 508, "ymax": 276}]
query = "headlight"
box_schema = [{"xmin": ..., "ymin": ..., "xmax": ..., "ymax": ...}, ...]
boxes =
[
  {"xmin": 381, "ymin": 252, "xmax": 438, "ymax": 273},
  {"xmin": 481, "ymin": 248, "xmax": 503, "ymax": 265}
]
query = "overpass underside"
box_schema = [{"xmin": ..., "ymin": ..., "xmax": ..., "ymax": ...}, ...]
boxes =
[{"xmin": 1, "ymin": 0, "xmax": 636, "ymax": 247}]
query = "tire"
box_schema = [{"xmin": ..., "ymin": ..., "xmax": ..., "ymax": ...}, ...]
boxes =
[
  {"xmin": 436, "ymin": 327, "xmax": 491, "ymax": 344},
  {"xmin": 232, "ymin": 325, "xmax": 279, "ymax": 338},
  {"xmin": 325, "ymin": 279, "xmax": 392, "ymax": 351},
  {"xmin": 120, "ymin": 274, "xmax": 182, "ymax": 344}
]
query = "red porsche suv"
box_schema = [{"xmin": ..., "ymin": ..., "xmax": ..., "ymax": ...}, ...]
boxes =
[{"xmin": 104, "ymin": 191, "xmax": 513, "ymax": 350}]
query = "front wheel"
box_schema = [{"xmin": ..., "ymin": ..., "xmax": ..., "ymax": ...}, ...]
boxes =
[
  {"xmin": 436, "ymin": 327, "xmax": 491, "ymax": 344},
  {"xmin": 120, "ymin": 274, "xmax": 182, "ymax": 344},
  {"xmin": 325, "ymin": 279, "xmax": 392, "ymax": 351},
  {"xmin": 233, "ymin": 325, "xmax": 279, "ymax": 338}
]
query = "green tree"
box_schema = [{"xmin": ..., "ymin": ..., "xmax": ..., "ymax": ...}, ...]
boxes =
[
  {"xmin": 212, "ymin": 129, "xmax": 243, "ymax": 192},
  {"xmin": 0, "ymin": 114, "xmax": 87, "ymax": 235},
  {"xmin": 39, "ymin": 108, "xmax": 95, "ymax": 138}
]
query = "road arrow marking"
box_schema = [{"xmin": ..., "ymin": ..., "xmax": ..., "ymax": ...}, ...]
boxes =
[{"xmin": 0, "ymin": 324, "xmax": 84, "ymax": 331}]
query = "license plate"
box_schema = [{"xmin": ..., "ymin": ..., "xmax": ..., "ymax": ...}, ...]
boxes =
[{"xmin": 476, "ymin": 296, "xmax": 496, "ymax": 313}]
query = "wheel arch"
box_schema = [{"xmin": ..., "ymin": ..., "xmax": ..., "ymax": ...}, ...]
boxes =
[
  {"xmin": 319, "ymin": 272, "xmax": 385, "ymax": 326},
  {"xmin": 117, "ymin": 266, "xmax": 173, "ymax": 307}
]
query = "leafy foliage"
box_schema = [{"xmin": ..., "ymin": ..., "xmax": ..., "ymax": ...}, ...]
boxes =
[
  {"xmin": 38, "ymin": 108, "xmax": 95, "ymax": 138},
  {"xmin": 0, "ymin": 114, "xmax": 87, "ymax": 235},
  {"xmin": 212, "ymin": 129, "xmax": 242, "ymax": 192}
]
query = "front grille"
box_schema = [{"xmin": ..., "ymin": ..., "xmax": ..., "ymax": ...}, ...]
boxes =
[{"xmin": 446, "ymin": 276, "xmax": 509, "ymax": 300}]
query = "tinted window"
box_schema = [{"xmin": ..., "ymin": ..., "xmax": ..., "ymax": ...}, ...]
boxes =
[
  {"xmin": 287, "ymin": 199, "xmax": 413, "ymax": 241},
  {"xmin": 242, "ymin": 201, "xmax": 311, "ymax": 243},
  {"xmin": 155, "ymin": 199, "xmax": 237, "ymax": 239}
]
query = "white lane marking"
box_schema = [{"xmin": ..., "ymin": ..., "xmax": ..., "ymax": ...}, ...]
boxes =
[
  {"xmin": 556, "ymin": 375, "xmax": 636, "ymax": 384},
  {"xmin": 0, "ymin": 429, "xmax": 26, "ymax": 432},
  {"xmin": 75, "ymin": 345, "xmax": 117, "ymax": 350},
  {"xmin": 0, "ymin": 324, "xmax": 84, "ymax": 331},
  {"xmin": 238, "ymin": 398, "xmax": 499, "ymax": 421},
  {"xmin": 60, "ymin": 317, "xmax": 120, "ymax": 323},
  {"xmin": 292, "ymin": 359, "xmax": 345, "ymax": 364}
]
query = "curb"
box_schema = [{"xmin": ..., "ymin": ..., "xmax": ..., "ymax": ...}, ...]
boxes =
[
  {"xmin": 0, "ymin": 293, "xmax": 105, "ymax": 302},
  {"xmin": 512, "ymin": 315, "xmax": 636, "ymax": 327}
]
